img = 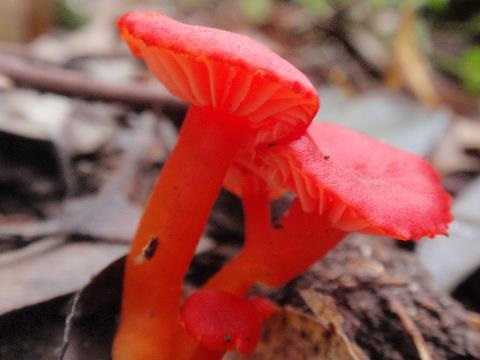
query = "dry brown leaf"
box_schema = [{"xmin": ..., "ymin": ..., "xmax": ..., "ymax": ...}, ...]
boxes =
[
  {"xmin": 0, "ymin": 0, "xmax": 54, "ymax": 42},
  {"xmin": 387, "ymin": 0, "xmax": 441, "ymax": 107},
  {"xmin": 226, "ymin": 306, "xmax": 365, "ymax": 360}
]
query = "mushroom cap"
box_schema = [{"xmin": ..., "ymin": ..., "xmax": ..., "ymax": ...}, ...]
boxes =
[
  {"xmin": 118, "ymin": 11, "xmax": 319, "ymax": 145},
  {"xmin": 181, "ymin": 290, "xmax": 275, "ymax": 355},
  {"xmin": 241, "ymin": 121, "xmax": 452, "ymax": 239}
]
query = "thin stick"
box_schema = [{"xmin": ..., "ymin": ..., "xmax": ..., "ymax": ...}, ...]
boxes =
[
  {"xmin": 58, "ymin": 291, "xmax": 82, "ymax": 360},
  {"xmin": 0, "ymin": 53, "xmax": 184, "ymax": 110}
]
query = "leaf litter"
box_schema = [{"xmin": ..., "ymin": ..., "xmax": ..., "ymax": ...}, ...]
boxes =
[{"xmin": 1, "ymin": 0, "xmax": 480, "ymax": 358}]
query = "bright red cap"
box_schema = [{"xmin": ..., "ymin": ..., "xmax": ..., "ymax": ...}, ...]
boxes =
[
  {"xmin": 181, "ymin": 290, "xmax": 276, "ymax": 355},
  {"xmin": 117, "ymin": 11, "xmax": 318, "ymax": 145},
  {"xmin": 253, "ymin": 121, "xmax": 452, "ymax": 239}
]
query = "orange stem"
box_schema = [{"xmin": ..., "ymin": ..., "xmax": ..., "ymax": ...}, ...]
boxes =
[
  {"xmin": 259, "ymin": 200, "xmax": 347, "ymax": 286},
  {"xmin": 206, "ymin": 197, "xmax": 348, "ymax": 293},
  {"xmin": 171, "ymin": 178, "xmax": 271, "ymax": 359},
  {"xmin": 172, "ymin": 178, "xmax": 346, "ymax": 360},
  {"xmin": 204, "ymin": 176, "xmax": 272, "ymax": 296},
  {"xmin": 112, "ymin": 106, "xmax": 249, "ymax": 360}
]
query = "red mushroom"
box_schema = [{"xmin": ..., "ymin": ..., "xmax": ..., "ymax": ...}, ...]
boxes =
[
  {"xmin": 265, "ymin": 121, "xmax": 452, "ymax": 238},
  {"xmin": 178, "ymin": 120, "xmax": 451, "ymax": 357},
  {"xmin": 180, "ymin": 290, "xmax": 276, "ymax": 356},
  {"xmin": 113, "ymin": 11, "xmax": 318, "ymax": 360},
  {"xmin": 206, "ymin": 120, "xmax": 452, "ymax": 294}
]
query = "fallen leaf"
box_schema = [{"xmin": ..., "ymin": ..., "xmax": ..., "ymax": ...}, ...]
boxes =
[
  {"xmin": 226, "ymin": 307, "xmax": 365, "ymax": 360},
  {"xmin": 466, "ymin": 311, "xmax": 480, "ymax": 332},
  {"xmin": 388, "ymin": 0, "xmax": 441, "ymax": 107},
  {"xmin": 452, "ymin": 176, "xmax": 480, "ymax": 227},
  {"xmin": 454, "ymin": 117, "xmax": 480, "ymax": 156},
  {"xmin": 0, "ymin": 237, "xmax": 127, "ymax": 315},
  {"xmin": 417, "ymin": 221, "xmax": 480, "ymax": 293},
  {"xmin": 0, "ymin": 257, "xmax": 125, "ymax": 360},
  {"xmin": 316, "ymin": 87, "xmax": 450, "ymax": 156},
  {"xmin": 0, "ymin": 89, "xmax": 119, "ymax": 156},
  {"xmin": 430, "ymin": 122, "xmax": 480, "ymax": 174},
  {"xmin": 226, "ymin": 287, "xmax": 368, "ymax": 360},
  {"xmin": 0, "ymin": 112, "xmax": 169, "ymax": 243},
  {"xmin": 417, "ymin": 176, "xmax": 480, "ymax": 292},
  {"xmin": 0, "ymin": 0, "xmax": 55, "ymax": 43}
]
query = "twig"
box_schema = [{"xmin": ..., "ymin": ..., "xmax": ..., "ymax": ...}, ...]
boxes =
[
  {"xmin": 0, "ymin": 53, "xmax": 184, "ymax": 110},
  {"xmin": 58, "ymin": 291, "xmax": 82, "ymax": 360},
  {"xmin": 388, "ymin": 296, "xmax": 432, "ymax": 360}
]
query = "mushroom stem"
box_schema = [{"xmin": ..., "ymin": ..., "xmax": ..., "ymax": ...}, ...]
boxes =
[
  {"xmin": 169, "ymin": 180, "xmax": 272, "ymax": 360},
  {"xmin": 262, "ymin": 200, "xmax": 347, "ymax": 286},
  {"xmin": 206, "ymin": 197, "xmax": 347, "ymax": 295},
  {"xmin": 205, "ymin": 178, "xmax": 272, "ymax": 296},
  {"xmin": 243, "ymin": 176, "xmax": 271, "ymax": 248},
  {"xmin": 113, "ymin": 105, "xmax": 250, "ymax": 360},
  {"xmin": 204, "ymin": 250, "xmax": 264, "ymax": 296}
]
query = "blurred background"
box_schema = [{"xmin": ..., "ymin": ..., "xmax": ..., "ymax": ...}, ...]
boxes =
[{"xmin": 0, "ymin": 0, "xmax": 479, "ymax": 359}]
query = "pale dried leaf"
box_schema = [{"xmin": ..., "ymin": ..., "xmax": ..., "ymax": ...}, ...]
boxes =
[
  {"xmin": 389, "ymin": 0, "xmax": 441, "ymax": 107},
  {"xmin": 317, "ymin": 87, "xmax": 450, "ymax": 156},
  {"xmin": 0, "ymin": 89, "xmax": 118, "ymax": 155},
  {"xmin": 453, "ymin": 176, "xmax": 480, "ymax": 227},
  {"xmin": 417, "ymin": 220, "xmax": 480, "ymax": 292},
  {"xmin": 418, "ymin": 176, "xmax": 480, "ymax": 292},
  {"xmin": 0, "ymin": 0, "xmax": 55, "ymax": 43},
  {"xmin": 225, "ymin": 307, "xmax": 364, "ymax": 360},
  {"xmin": 467, "ymin": 311, "xmax": 480, "ymax": 332},
  {"xmin": 454, "ymin": 117, "xmax": 480, "ymax": 153},
  {"xmin": 0, "ymin": 238, "xmax": 127, "ymax": 315},
  {"xmin": 431, "ymin": 124, "xmax": 480, "ymax": 174}
]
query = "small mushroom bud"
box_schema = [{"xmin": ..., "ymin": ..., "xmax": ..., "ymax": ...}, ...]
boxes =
[{"xmin": 181, "ymin": 290, "xmax": 276, "ymax": 355}]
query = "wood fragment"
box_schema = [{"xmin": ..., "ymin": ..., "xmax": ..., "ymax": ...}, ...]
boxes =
[
  {"xmin": 466, "ymin": 311, "xmax": 480, "ymax": 332},
  {"xmin": 388, "ymin": 296, "xmax": 432, "ymax": 360},
  {"xmin": 242, "ymin": 235, "xmax": 480, "ymax": 359},
  {"xmin": 57, "ymin": 291, "xmax": 82, "ymax": 360},
  {"xmin": 300, "ymin": 289, "xmax": 368, "ymax": 360}
]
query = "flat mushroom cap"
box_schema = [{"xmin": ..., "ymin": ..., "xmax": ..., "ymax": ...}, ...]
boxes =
[
  {"xmin": 257, "ymin": 122, "xmax": 452, "ymax": 240},
  {"xmin": 118, "ymin": 11, "xmax": 319, "ymax": 145}
]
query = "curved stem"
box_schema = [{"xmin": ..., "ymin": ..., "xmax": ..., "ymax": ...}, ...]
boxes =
[
  {"xmin": 206, "ymin": 199, "xmax": 348, "ymax": 293},
  {"xmin": 243, "ymin": 176, "xmax": 271, "ymax": 248},
  {"xmin": 260, "ymin": 200, "xmax": 347, "ymax": 286},
  {"xmin": 205, "ymin": 176, "xmax": 272, "ymax": 295},
  {"xmin": 112, "ymin": 106, "xmax": 249, "ymax": 360},
  {"xmin": 172, "ymin": 178, "xmax": 272, "ymax": 359},
  {"xmin": 181, "ymin": 187, "xmax": 346, "ymax": 359},
  {"xmin": 203, "ymin": 251, "xmax": 263, "ymax": 296}
]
